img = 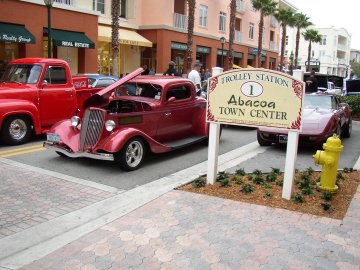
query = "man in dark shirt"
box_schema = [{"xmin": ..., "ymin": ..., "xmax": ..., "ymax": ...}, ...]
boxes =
[
  {"xmin": 163, "ymin": 61, "xmax": 182, "ymax": 77},
  {"xmin": 305, "ymin": 70, "xmax": 318, "ymax": 92}
]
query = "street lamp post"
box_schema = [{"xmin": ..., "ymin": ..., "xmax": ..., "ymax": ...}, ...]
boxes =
[
  {"xmin": 290, "ymin": 51, "xmax": 294, "ymax": 76},
  {"xmin": 44, "ymin": 0, "xmax": 54, "ymax": 58},
  {"xmin": 220, "ymin": 37, "xmax": 226, "ymax": 68}
]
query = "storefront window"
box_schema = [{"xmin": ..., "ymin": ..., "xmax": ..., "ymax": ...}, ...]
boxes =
[
  {"xmin": 0, "ymin": 42, "xmax": 19, "ymax": 78},
  {"xmin": 172, "ymin": 50, "xmax": 184, "ymax": 75},
  {"xmin": 98, "ymin": 41, "xmax": 113, "ymax": 76}
]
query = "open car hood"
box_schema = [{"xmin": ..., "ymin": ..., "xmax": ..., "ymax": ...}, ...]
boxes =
[{"xmin": 83, "ymin": 67, "xmax": 144, "ymax": 109}]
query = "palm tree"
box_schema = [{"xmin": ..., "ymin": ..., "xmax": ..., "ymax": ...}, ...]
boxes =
[
  {"xmin": 274, "ymin": 7, "xmax": 296, "ymax": 72},
  {"xmin": 186, "ymin": 0, "xmax": 196, "ymax": 73},
  {"xmin": 251, "ymin": 0, "xmax": 278, "ymax": 68},
  {"xmin": 293, "ymin": 13, "xmax": 313, "ymax": 68},
  {"xmin": 302, "ymin": 29, "xmax": 322, "ymax": 72},
  {"xmin": 111, "ymin": 0, "xmax": 120, "ymax": 77},
  {"xmin": 228, "ymin": 0, "xmax": 236, "ymax": 70}
]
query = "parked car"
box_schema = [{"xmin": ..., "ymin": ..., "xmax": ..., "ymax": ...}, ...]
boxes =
[
  {"xmin": 257, "ymin": 92, "xmax": 352, "ymax": 147},
  {"xmin": 86, "ymin": 75, "xmax": 119, "ymax": 88},
  {"xmin": 44, "ymin": 68, "xmax": 210, "ymax": 171}
]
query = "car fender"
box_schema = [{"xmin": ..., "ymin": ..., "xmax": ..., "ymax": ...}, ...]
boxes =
[
  {"xmin": 95, "ymin": 128, "xmax": 171, "ymax": 154},
  {"xmin": 0, "ymin": 99, "xmax": 41, "ymax": 134},
  {"xmin": 49, "ymin": 120, "xmax": 82, "ymax": 151}
]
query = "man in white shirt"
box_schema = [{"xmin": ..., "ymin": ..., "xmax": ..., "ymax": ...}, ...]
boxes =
[{"xmin": 188, "ymin": 62, "xmax": 202, "ymax": 96}]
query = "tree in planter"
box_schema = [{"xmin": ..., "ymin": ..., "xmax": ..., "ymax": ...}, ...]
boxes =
[
  {"xmin": 251, "ymin": 0, "xmax": 278, "ymax": 68},
  {"xmin": 350, "ymin": 60, "xmax": 360, "ymax": 78},
  {"xmin": 111, "ymin": 0, "xmax": 120, "ymax": 77},
  {"xmin": 302, "ymin": 29, "xmax": 322, "ymax": 72},
  {"xmin": 228, "ymin": 0, "xmax": 236, "ymax": 70},
  {"xmin": 186, "ymin": 0, "xmax": 196, "ymax": 74},
  {"xmin": 274, "ymin": 7, "xmax": 296, "ymax": 72},
  {"xmin": 293, "ymin": 13, "xmax": 313, "ymax": 69}
]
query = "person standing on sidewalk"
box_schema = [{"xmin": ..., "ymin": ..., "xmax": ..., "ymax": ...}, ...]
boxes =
[{"xmin": 188, "ymin": 62, "xmax": 202, "ymax": 96}]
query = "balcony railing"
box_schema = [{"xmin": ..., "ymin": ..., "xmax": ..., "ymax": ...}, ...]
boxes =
[
  {"xmin": 174, "ymin": 13, "xmax": 187, "ymax": 30},
  {"xmin": 338, "ymin": 58, "xmax": 345, "ymax": 65},
  {"xmin": 236, "ymin": 0, "xmax": 245, "ymax": 13},
  {"xmin": 54, "ymin": 0, "xmax": 73, "ymax": 5},
  {"xmin": 337, "ymin": 43, "xmax": 347, "ymax": 51},
  {"xmin": 269, "ymin": 41, "xmax": 276, "ymax": 50},
  {"xmin": 235, "ymin": 30, "xmax": 243, "ymax": 43}
]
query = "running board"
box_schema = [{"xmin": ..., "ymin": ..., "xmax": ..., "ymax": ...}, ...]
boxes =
[{"xmin": 164, "ymin": 135, "xmax": 207, "ymax": 150}]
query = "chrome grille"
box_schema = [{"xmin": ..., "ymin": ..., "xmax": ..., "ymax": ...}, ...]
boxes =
[{"xmin": 80, "ymin": 109, "xmax": 104, "ymax": 151}]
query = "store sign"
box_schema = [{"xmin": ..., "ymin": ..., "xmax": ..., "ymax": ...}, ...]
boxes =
[
  {"xmin": 171, "ymin": 42, "xmax": 187, "ymax": 51},
  {"xmin": 0, "ymin": 35, "xmax": 33, "ymax": 43},
  {"xmin": 197, "ymin": 46, "xmax": 210, "ymax": 54},
  {"xmin": 119, "ymin": 39, "xmax": 140, "ymax": 45},
  {"xmin": 61, "ymin": 41, "xmax": 91, "ymax": 48},
  {"xmin": 217, "ymin": 49, "xmax": 228, "ymax": 56},
  {"xmin": 248, "ymin": 48, "xmax": 267, "ymax": 55},
  {"xmin": 207, "ymin": 68, "xmax": 304, "ymax": 130}
]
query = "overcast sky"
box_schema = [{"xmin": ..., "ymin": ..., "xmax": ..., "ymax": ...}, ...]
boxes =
[{"xmin": 290, "ymin": 0, "xmax": 360, "ymax": 49}]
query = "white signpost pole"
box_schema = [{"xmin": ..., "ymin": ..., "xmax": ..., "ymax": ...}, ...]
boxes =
[
  {"xmin": 282, "ymin": 69, "xmax": 304, "ymax": 200},
  {"xmin": 207, "ymin": 67, "xmax": 223, "ymax": 184}
]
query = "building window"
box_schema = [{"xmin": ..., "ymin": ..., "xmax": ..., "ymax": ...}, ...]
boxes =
[
  {"xmin": 55, "ymin": 0, "xmax": 73, "ymax": 4},
  {"xmin": 93, "ymin": 0, "xmax": 105, "ymax": 14},
  {"xmin": 249, "ymin": 23, "xmax": 254, "ymax": 40},
  {"xmin": 250, "ymin": 2, "xmax": 255, "ymax": 11},
  {"xmin": 199, "ymin": 5, "xmax": 208, "ymax": 27},
  {"xmin": 320, "ymin": 35, "xmax": 327, "ymax": 45},
  {"xmin": 120, "ymin": 0, "xmax": 127, "ymax": 18},
  {"xmin": 333, "ymin": 51, "xmax": 335, "ymax": 61},
  {"xmin": 285, "ymin": 35, "xmax": 288, "ymax": 45},
  {"xmin": 334, "ymin": 36, "xmax": 337, "ymax": 46},
  {"xmin": 319, "ymin": 50, "xmax": 326, "ymax": 57},
  {"xmin": 262, "ymin": 27, "xmax": 265, "ymax": 43},
  {"xmin": 219, "ymin": 12, "xmax": 226, "ymax": 32}
]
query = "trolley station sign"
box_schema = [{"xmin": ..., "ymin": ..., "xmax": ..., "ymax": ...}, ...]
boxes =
[{"xmin": 207, "ymin": 68, "xmax": 305, "ymax": 131}]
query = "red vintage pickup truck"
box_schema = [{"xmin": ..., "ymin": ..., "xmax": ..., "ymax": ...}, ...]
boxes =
[
  {"xmin": 0, "ymin": 58, "xmax": 101, "ymax": 145},
  {"xmin": 44, "ymin": 68, "xmax": 211, "ymax": 171}
]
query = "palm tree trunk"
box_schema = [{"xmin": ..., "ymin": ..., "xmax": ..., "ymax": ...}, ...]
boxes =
[
  {"xmin": 307, "ymin": 42, "xmax": 311, "ymax": 72},
  {"xmin": 280, "ymin": 25, "xmax": 286, "ymax": 72},
  {"xmin": 228, "ymin": 0, "xmax": 236, "ymax": 70},
  {"xmin": 295, "ymin": 27, "xmax": 300, "ymax": 68},
  {"xmin": 186, "ymin": 0, "xmax": 195, "ymax": 74},
  {"xmin": 111, "ymin": 0, "xmax": 120, "ymax": 77},
  {"xmin": 257, "ymin": 11, "xmax": 264, "ymax": 68}
]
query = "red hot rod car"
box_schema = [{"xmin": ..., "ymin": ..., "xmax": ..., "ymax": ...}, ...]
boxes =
[{"xmin": 44, "ymin": 68, "xmax": 210, "ymax": 170}]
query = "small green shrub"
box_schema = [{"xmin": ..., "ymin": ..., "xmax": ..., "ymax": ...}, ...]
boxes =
[
  {"xmin": 264, "ymin": 191, "xmax": 272, "ymax": 197},
  {"xmin": 321, "ymin": 202, "xmax": 332, "ymax": 211},
  {"xmin": 321, "ymin": 191, "xmax": 333, "ymax": 201},
  {"xmin": 266, "ymin": 172, "xmax": 278, "ymax": 182},
  {"xmin": 219, "ymin": 179, "xmax": 232, "ymax": 187},
  {"xmin": 233, "ymin": 176, "xmax": 244, "ymax": 185},
  {"xmin": 270, "ymin": 167, "xmax": 281, "ymax": 175},
  {"xmin": 241, "ymin": 184, "xmax": 255, "ymax": 195},
  {"xmin": 343, "ymin": 167, "xmax": 352, "ymax": 173},
  {"xmin": 253, "ymin": 175, "xmax": 265, "ymax": 185},
  {"xmin": 302, "ymin": 187, "xmax": 316, "ymax": 196},
  {"xmin": 235, "ymin": 168, "xmax": 246, "ymax": 176},
  {"xmin": 192, "ymin": 177, "xmax": 206, "ymax": 188},
  {"xmin": 252, "ymin": 169, "xmax": 262, "ymax": 176},
  {"xmin": 247, "ymin": 174, "xmax": 254, "ymax": 181},
  {"xmin": 292, "ymin": 193, "xmax": 306, "ymax": 204},
  {"xmin": 305, "ymin": 167, "xmax": 315, "ymax": 175},
  {"xmin": 336, "ymin": 172, "xmax": 345, "ymax": 180},
  {"xmin": 298, "ymin": 172, "xmax": 311, "ymax": 182},
  {"xmin": 275, "ymin": 179, "xmax": 283, "ymax": 186},
  {"xmin": 216, "ymin": 171, "xmax": 229, "ymax": 182},
  {"xmin": 263, "ymin": 183, "xmax": 272, "ymax": 189},
  {"xmin": 341, "ymin": 95, "xmax": 360, "ymax": 117}
]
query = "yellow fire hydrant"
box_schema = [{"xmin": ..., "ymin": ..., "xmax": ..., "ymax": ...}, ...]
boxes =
[{"xmin": 313, "ymin": 134, "xmax": 343, "ymax": 193}]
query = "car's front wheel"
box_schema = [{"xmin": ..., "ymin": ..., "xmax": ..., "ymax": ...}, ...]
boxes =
[
  {"xmin": 257, "ymin": 130, "xmax": 272, "ymax": 146},
  {"xmin": 342, "ymin": 116, "xmax": 352, "ymax": 138},
  {"xmin": 1, "ymin": 115, "xmax": 32, "ymax": 145},
  {"xmin": 115, "ymin": 137, "xmax": 145, "ymax": 171}
]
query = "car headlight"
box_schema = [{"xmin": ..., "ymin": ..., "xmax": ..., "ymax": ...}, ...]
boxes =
[
  {"xmin": 71, "ymin": 116, "xmax": 81, "ymax": 127},
  {"xmin": 105, "ymin": 120, "xmax": 116, "ymax": 131}
]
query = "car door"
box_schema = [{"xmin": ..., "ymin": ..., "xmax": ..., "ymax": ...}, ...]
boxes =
[
  {"xmin": 39, "ymin": 65, "xmax": 76, "ymax": 127},
  {"xmin": 155, "ymin": 84, "xmax": 198, "ymax": 142}
]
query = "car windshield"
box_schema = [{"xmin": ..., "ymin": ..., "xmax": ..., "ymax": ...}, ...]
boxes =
[
  {"xmin": 115, "ymin": 83, "xmax": 162, "ymax": 100},
  {"xmin": 304, "ymin": 95, "xmax": 333, "ymax": 109},
  {"xmin": 1, "ymin": 64, "xmax": 42, "ymax": 84}
]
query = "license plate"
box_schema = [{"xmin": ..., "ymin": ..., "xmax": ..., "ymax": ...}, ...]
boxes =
[
  {"xmin": 279, "ymin": 135, "xmax": 288, "ymax": 143},
  {"xmin": 47, "ymin": 133, "xmax": 60, "ymax": 142}
]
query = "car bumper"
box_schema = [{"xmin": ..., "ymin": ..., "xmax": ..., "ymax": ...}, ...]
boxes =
[
  {"xmin": 43, "ymin": 142, "xmax": 114, "ymax": 161},
  {"xmin": 257, "ymin": 131, "xmax": 330, "ymax": 146}
]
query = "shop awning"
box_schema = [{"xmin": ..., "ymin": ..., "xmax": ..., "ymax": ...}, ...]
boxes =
[
  {"xmin": 233, "ymin": 64, "xmax": 241, "ymax": 69},
  {"xmin": 0, "ymin": 22, "xmax": 35, "ymax": 44},
  {"xmin": 44, "ymin": 29, "xmax": 95, "ymax": 49},
  {"xmin": 98, "ymin": 26, "xmax": 152, "ymax": 47}
]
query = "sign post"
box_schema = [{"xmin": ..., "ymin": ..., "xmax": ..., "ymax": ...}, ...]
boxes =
[{"xmin": 206, "ymin": 68, "xmax": 305, "ymax": 199}]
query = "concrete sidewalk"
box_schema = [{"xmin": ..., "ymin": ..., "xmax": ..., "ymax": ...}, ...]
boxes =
[{"xmin": 0, "ymin": 140, "xmax": 359, "ymax": 269}]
